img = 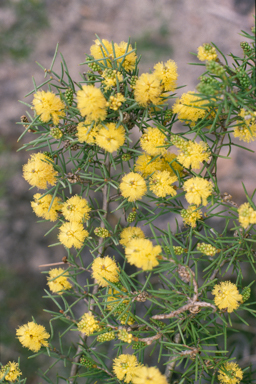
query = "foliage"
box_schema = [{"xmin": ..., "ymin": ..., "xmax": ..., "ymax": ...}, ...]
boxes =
[{"xmin": 5, "ymin": 27, "xmax": 256, "ymax": 383}]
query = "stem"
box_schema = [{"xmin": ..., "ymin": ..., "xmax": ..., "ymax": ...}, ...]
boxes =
[{"xmin": 69, "ymin": 154, "xmax": 110, "ymax": 384}]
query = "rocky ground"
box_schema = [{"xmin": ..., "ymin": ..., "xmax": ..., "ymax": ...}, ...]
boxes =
[{"xmin": 0, "ymin": 0, "xmax": 255, "ymax": 381}]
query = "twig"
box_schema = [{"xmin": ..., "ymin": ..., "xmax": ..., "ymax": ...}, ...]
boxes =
[{"xmin": 69, "ymin": 155, "xmax": 110, "ymax": 384}]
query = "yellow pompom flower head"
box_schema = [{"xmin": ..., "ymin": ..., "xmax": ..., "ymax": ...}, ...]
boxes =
[
  {"xmin": 149, "ymin": 171, "xmax": 177, "ymax": 198},
  {"xmin": 77, "ymin": 85, "xmax": 107, "ymax": 122},
  {"xmin": 32, "ymin": 90, "xmax": 65, "ymax": 125},
  {"xmin": 31, "ymin": 193, "xmax": 62, "ymax": 222},
  {"xmin": 77, "ymin": 313, "xmax": 100, "ymax": 336},
  {"xmin": 233, "ymin": 108, "xmax": 256, "ymax": 143},
  {"xmin": 153, "ymin": 59, "xmax": 178, "ymax": 92},
  {"xmin": 47, "ymin": 268, "xmax": 72, "ymax": 295},
  {"xmin": 181, "ymin": 205, "xmax": 203, "ymax": 227},
  {"xmin": 120, "ymin": 226, "xmax": 145, "ymax": 247},
  {"xmin": 16, "ymin": 321, "xmax": 50, "ymax": 352},
  {"xmin": 175, "ymin": 140, "xmax": 210, "ymax": 170},
  {"xmin": 140, "ymin": 127, "xmax": 167, "ymax": 156},
  {"xmin": 0, "ymin": 361, "xmax": 22, "ymax": 382},
  {"xmin": 134, "ymin": 73, "xmax": 162, "ymax": 107},
  {"xmin": 58, "ymin": 221, "xmax": 89, "ymax": 249},
  {"xmin": 237, "ymin": 202, "xmax": 256, "ymax": 228},
  {"xmin": 113, "ymin": 354, "xmax": 141, "ymax": 383},
  {"xmin": 183, "ymin": 176, "xmax": 213, "ymax": 206},
  {"xmin": 172, "ymin": 91, "xmax": 209, "ymax": 126},
  {"xmin": 212, "ymin": 281, "xmax": 242, "ymax": 313},
  {"xmin": 23, "ymin": 153, "xmax": 58, "ymax": 190},
  {"xmin": 114, "ymin": 41, "xmax": 137, "ymax": 71},
  {"xmin": 197, "ymin": 43, "xmax": 218, "ymax": 62},
  {"xmin": 120, "ymin": 172, "xmax": 147, "ymax": 202},
  {"xmin": 125, "ymin": 238, "xmax": 162, "ymax": 270},
  {"xmin": 102, "ymin": 69, "xmax": 123, "ymax": 89},
  {"xmin": 218, "ymin": 361, "xmax": 243, "ymax": 384},
  {"xmin": 91, "ymin": 256, "xmax": 120, "ymax": 287},
  {"xmin": 62, "ymin": 195, "xmax": 91, "ymax": 223},
  {"xmin": 96, "ymin": 122, "xmax": 126, "ymax": 153},
  {"xmin": 76, "ymin": 120, "xmax": 99, "ymax": 145},
  {"xmin": 133, "ymin": 366, "xmax": 168, "ymax": 384}
]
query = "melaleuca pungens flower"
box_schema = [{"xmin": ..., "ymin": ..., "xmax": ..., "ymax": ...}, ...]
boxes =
[
  {"xmin": 91, "ymin": 256, "xmax": 119, "ymax": 287},
  {"xmin": 23, "ymin": 153, "xmax": 58, "ymax": 190},
  {"xmin": 16, "ymin": 321, "xmax": 50, "ymax": 352},
  {"xmin": 32, "ymin": 90, "xmax": 65, "ymax": 125},
  {"xmin": 113, "ymin": 354, "xmax": 141, "ymax": 383}
]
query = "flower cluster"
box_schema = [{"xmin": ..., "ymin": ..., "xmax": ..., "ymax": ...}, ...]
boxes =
[
  {"xmin": 238, "ymin": 202, "xmax": 256, "ymax": 228},
  {"xmin": 77, "ymin": 313, "xmax": 100, "ymax": 336},
  {"xmin": 16, "ymin": 321, "xmax": 50, "ymax": 352},
  {"xmin": 91, "ymin": 256, "xmax": 120, "ymax": 287},
  {"xmin": 23, "ymin": 153, "xmax": 58, "ymax": 189},
  {"xmin": 47, "ymin": 268, "xmax": 72, "ymax": 294},
  {"xmin": 0, "ymin": 362, "xmax": 22, "ymax": 382},
  {"xmin": 212, "ymin": 281, "xmax": 242, "ymax": 313}
]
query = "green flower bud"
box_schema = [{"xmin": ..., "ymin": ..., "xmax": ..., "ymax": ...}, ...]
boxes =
[
  {"xmin": 65, "ymin": 88, "xmax": 74, "ymax": 105},
  {"xmin": 85, "ymin": 57, "xmax": 101, "ymax": 72},
  {"xmin": 50, "ymin": 127, "xmax": 63, "ymax": 139},
  {"xmin": 122, "ymin": 153, "xmax": 132, "ymax": 161},
  {"xmin": 127, "ymin": 211, "xmax": 136, "ymax": 223},
  {"xmin": 80, "ymin": 356, "xmax": 96, "ymax": 369},
  {"xmin": 206, "ymin": 61, "xmax": 225, "ymax": 76},
  {"xmin": 94, "ymin": 227, "xmax": 110, "ymax": 238},
  {"xmin": 241, "ymin": 286, "xmax": 251, "ymax": 303},
  {"xmin": 97, "ymin": 331, "xmax": 115, "ymax": 342},
  {"xmin": 132, "ymin": 341, "xmax": 147, "ymax": 349},
  {"xmin": 197, "ymin": 242, "xmax": 218, "ymax": 257}
]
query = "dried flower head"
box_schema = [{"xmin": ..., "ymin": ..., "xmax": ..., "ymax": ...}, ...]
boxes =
[{"xmin": 16, "ymin": 321, "xmax": 50, "ymax": 352}]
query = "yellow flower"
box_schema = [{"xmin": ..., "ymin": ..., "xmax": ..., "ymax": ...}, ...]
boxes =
[
  {"xmin": 172, "ymin": 91, "xmax": 208, "ymax": 125},
  {"xmin": 238, "ymin": 202, "xmax": 256, "ymax": 228},
  {"xmin": 161, "ymin": 152, "xmax": 184, "ymax": 176},
  {"xmin": 0, "ymin": 361, "xmax": 22, "ymax": 382},
  {"xmin": 76, "ymin": 120, "xmax": 99, "ymax": 145},
  {"xmin": 181, "ymin": 205, "xmax": 203, "ymax": 227},
  {"xmin": 113, "ymin": 354, "xmax": 141, "ymax": 383},
  {"xmin": 114, "ymin": 41, "xmax": 137, "ymax": 71},
  {"xmin": 140, "ymin": 127, "xmax": 167, "ymax": 156},
  {"xmin": 102, "ymin": 69, "xmax": 123, "ymax": 89},
  {"xmin": 120, "ymin": 172, "xmax": 147, "ymax": 202},
  {"xmin": 176, "ymin": 141, "xmax": 210, "ymax": 170},
  {"xmin": 106, "ymin": 93, "xmax": 126, "ymax": 110},
  {"xmin": 134, "ymin": 73, "xmax": 162, "ymax": 107},
  {"xmin": 120, "ymin": 226, "xmax": 145, "ymax": 247},
  {"xmin": 183, "ymin": 177, "xmax": 213, "ymax": 206},
  {"xmin": 133, "ymin": 366, "xmax": 168, "ymax": 384},
  {"xmin": 153, "ymin": 59, "xmax": 178, "ymax": 92},
  {"xmin": 197, "ymin": 242, "xmax": 218, "ymax": 256},
  {"xmin": 47, "ymin": 268, "xmax": 72, "ymax": 295},
  {"xmin": 218, "ymin": 362, "xmax": 243, "ymax": 384},
  {"xmin": 197, "ymin": 44, "xmax": 218, "ymax": 62},
  {"xmin": 77, "ymin": 85, "xmax": 107, "ymax": 121},
  {"xmin": 62, "ymin": 195, "xmax": 91, "ymax": 223},
  {"xmin": 212, "ymin": 281, "xmax": 242, "ymax": 313},
  {"xmin": 90, "ymin": 38, "xmax": 113, "ymax": 66},
  {"xmin": 233, "ymin": 109, "xmax": 256, "ymax": 143},
  {"xmin": 23, "ymin": 153, "xmax": 58, "ymax": 190},
  {"xmin": 16, "ymin": 321, "xmax": 50, "ymax": 352},
  {"xmin": 58, "ymin": 221, "xmax": 88, "ymax": 249},
  {"xmin": 31, "ymin": 193, "xmax": 62, "ymax": 222},
  {"xmin": 135, "ymin": 153, "xmax": 163, "ymax": 177},
  {"xmin": 106, "ymin": 287, "xmax": 128, "ymax": 311},
  {"xmin": 125, "ymin": 238, "xmax": 161, "ymax": 270},
  {"xmin": 149, "ymin": 170, "xmax": 177, "ymax": 198},
  {"xmin": 32, "ymin": 90, "xmax": 65, "ymax": 125},
  {"xmin": 118, "ymin": 329, "xmax": 133, "ymax": 343},
  {"xmin": 91, "ymin": 256, "xmax": 119, "ymax": 287},
  {"xmin": 96, "ymin": 122, "xmax": 125, "ymax": 153},
  {"xmin": 77, "ymin": 313, "xmax": 100, "ymax": 336}
]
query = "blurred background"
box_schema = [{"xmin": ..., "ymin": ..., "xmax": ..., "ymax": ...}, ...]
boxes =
[{"xmin": 0, "ymin": 0, "xmax": 255, "ymax": 382}]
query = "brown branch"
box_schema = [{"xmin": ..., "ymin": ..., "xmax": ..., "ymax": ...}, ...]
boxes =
[{"xmin": 137, "ymin": 333, "xmax": 162, "ymax": 345}]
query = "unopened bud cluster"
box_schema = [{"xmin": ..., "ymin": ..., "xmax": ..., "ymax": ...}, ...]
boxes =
[
  {"xmin": 236, "ymin": 68, "xmax": 250, "ymax": 88},
  {"xmin": 240, "ymin": 42, "xmax": 253, "ymax": 55},
  {"xmin": 118, "ymin": 329, "xmax": 133, "ymax": 343},
  {"xmin": 241, "ymin": 286, "xmax": 251, "ymax": 303},
  {"xmin": 85, "ymin": 57, "xmax": 101, "ymax": 72},
  {"xmin": 132, "ymin": 341, "xmax": 147, "ymax": 349},
  {"xmin": 197, "ymin": 242, "xmax": 218, "ymax": 257},
  {"xmin": 94, "ymin": 227, "xmax": 110, "ymax": 238},
  {"xmin": 50, "ymin": 127, "xmax": 63, "ymax": 139},
  {"xmin": 80, "ymin": 356, "xmax": 97, "ymax": 369},
  {"xmin": 127, "ymin": 211, "xmax": 136, "ymax": 223},
  {"xmin": 97, "ymin": 331, "xmax": 115, "ymax": 342},
  {"xmin": 173, "ymin": 246, "xmax": 184, "ymax": 255},
  {"xmin": 65, "ymin": 88, "xmax": 73, "ymax": 105},
  {"xmin": 207, "ymin": 61, "xmax": 225, "ymax": 76},
  {"xmin": 122, "ymin": 153, "xmax": 132, "ymax": 161}
]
